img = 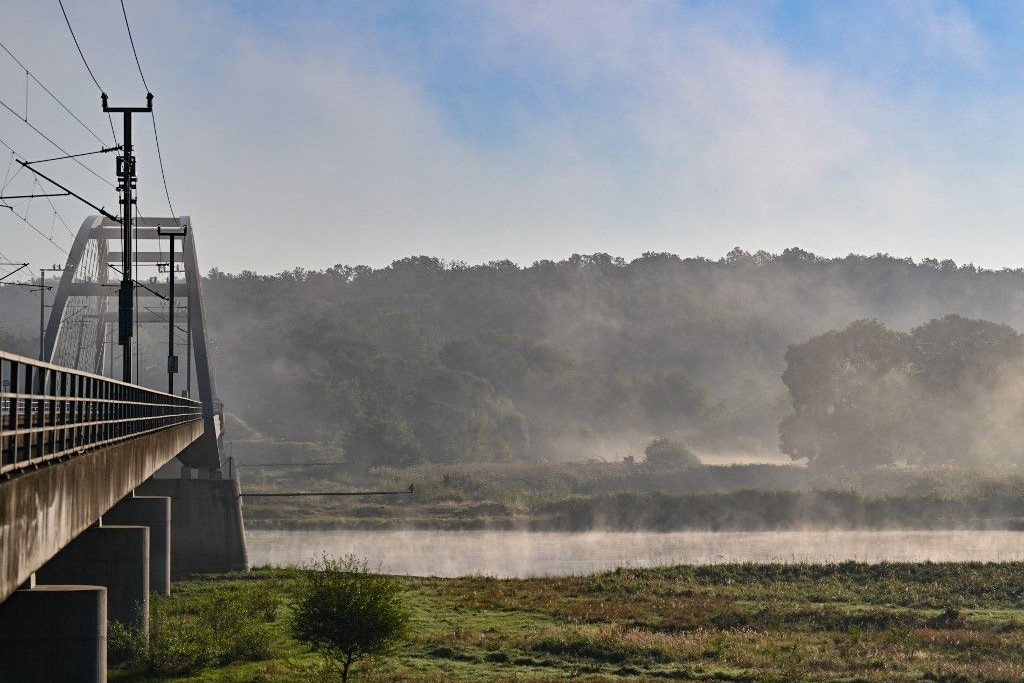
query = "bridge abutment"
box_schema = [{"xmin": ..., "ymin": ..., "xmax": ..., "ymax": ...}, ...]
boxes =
[
  {"xmin": 35, "ymin": 525, "xmax": 150, "ymax": 633},
  {"xmin": 0, "ymin": 584, "xmax": 107, "ymax": 683},
  {"xmin": 104, "ymin": 495, "xmax": 172, "ymax": 596},
  {"xmin": 138, "ymin": 473, "xmax": 248, "ymax": 577}
]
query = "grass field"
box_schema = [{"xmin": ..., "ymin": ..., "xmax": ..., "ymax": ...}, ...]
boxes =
[{"xmin": 111, "ymin": 562, "xmax": 1024, "ymax": 682}]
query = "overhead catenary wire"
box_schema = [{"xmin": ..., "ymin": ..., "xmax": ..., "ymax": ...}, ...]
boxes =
[
  {"xmin": 25, "ymin": 146, "xmax": 121, "ymax": 165},
  {"xmin": 0, "ymin": 255, "xmax": 34, "ymax": 281},
  {"xmin": 0, "ymin": 38, "xmax": 111, "ymax": 147},
  {"xmin": 15, "ymin": 159, "xmax": 117, "ymax": 221},
  {"xmin": 0, "ymin": 135, "xmax": 78, "ymax": 259},
  {"xmin": 0, "ymin": 97, "xmax": 115, "ymax": 188},
  {"xmin": 0, "ymin": 134, "xmax": 78, "ymax": 241},
  {"xmin": 2, "ymin": 202, "xmax": 70, "ymax": 257},
  {"xmin": 38, "ymin": 188, "xmax": 75, "ymax": 239}
]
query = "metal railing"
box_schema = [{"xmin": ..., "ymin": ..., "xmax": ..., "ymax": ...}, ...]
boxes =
[{"xmin": 0, "ymin": 350, "xmax": 203, "ymax": 477}]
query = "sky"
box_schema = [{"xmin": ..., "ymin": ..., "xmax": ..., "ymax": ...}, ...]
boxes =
[{"xmin": 2, "ymin": 0, "xmax": 1024, "ymax": 274}]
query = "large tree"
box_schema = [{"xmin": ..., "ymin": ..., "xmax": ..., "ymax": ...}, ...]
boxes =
[
  {"xmin": 780, "ymin": 315, "xmax": 1024, "ymax": 469},
  {"xmin": 780, "ymin": 319, "xmax": 911, "ymax": 468}
]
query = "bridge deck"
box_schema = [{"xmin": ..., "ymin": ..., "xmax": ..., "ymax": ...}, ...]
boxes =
[{"xmin": 0, "ymin": 351, "xmax": 208, "ymax": 602}]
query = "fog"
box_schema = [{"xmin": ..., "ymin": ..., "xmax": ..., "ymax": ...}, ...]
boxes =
[
  {"xmin": 8, "ymin": 248, "xmax": 1024, "ymax": 470},
  {"xmin": 196, "ymin": 250, "xmax": 1024, "ymax": 470},
  {"xmin": 248, "ymin": 529, "xmax": 1024, "ymax": 577}
]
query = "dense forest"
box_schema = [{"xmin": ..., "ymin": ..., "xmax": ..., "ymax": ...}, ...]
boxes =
[
  {"xmin": 8, "ymin": 248, "xmax": 1024, "ymax": 468},
  {"xmin": 199, "ymin": 249, "xmax": 1024, "ymax": 468}
]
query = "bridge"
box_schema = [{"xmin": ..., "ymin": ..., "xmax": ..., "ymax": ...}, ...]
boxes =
[{"xmin": 0, "ymin": 215, "xmax": 247, "ymax": 682}]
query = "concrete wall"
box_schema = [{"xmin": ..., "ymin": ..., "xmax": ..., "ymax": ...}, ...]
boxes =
[
  {"xmin": 137, "ymin": 476, "xmax": 248, "ymax": 576},
  {"xmin": 0, "ymin": 420, "xmax": 203, "ymax": 602}
]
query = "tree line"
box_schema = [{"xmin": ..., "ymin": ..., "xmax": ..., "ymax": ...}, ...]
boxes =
[
  {"xmin": 198, "ymin": 249, "xmax": 1024, "ymax": 468},
  {"xmin": 8, "ymin": 248, "xmax": 1024, "ymax": 467}
]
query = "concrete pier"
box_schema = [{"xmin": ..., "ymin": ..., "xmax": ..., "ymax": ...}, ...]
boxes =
[
  {"xmin": 138, "ymin": 475, "xmax": 248, "ymax": 577},
  {"xmin": 104, "ymin": 495, "xmax": 172, "ymax": 595},
  {"xmin": 35, "ymin": 525, "xmax": 149, "ymax": 632},
  {"xmin": 0, "ymin": 584, "xmax": 107, "ymax": 683}
]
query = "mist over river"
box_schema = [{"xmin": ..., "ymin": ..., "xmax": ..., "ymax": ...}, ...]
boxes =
[{"xmin": 247, "ymin": 529, "xmax": 1024, "ymax": 577}]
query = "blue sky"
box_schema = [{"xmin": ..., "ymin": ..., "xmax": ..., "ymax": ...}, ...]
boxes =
[{"xmin": 3, "ymin": 1, "xmax": 1024, "ymax": 273}]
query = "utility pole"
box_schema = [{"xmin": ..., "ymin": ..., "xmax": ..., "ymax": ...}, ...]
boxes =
[
  {"xmin": 37, "ymin": 265, "xmax": 64, "ymax": 361},
  {"xmin": 157, "ymin": 223, "xmax": 187, "ymax": 394},
  {"xmin": 103, "ymin": 92, "xmax": 153, "ymax": 383}
]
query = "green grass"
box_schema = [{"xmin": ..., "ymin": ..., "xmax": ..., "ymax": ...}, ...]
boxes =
[{"xmin": 111, "ymin": 562, "xmax": 1024, "ymax": 682}]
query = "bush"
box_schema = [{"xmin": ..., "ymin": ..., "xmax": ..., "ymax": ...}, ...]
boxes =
[
  {"xmin": 107, "ymin": 620, "xmax": 147, "ymax": 667},
  {"xmin": 643, "ymin": 438, "xmax": 701, "ymax": 470},
  {"xmin": 290, "ymin": 555, "xmax": 411, "ymax": 683},
  {"xmin": 111, "ymin": 582, "xmax": 281, "ymax": 676}
]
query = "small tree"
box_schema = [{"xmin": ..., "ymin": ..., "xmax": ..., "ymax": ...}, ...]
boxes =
[
  {"xmin": 290, "ymin": 555, "xmax": 411, "ymax": 682},
  {"xmin": 644, "ymin": 437, "xmax": 701, "ymax": 470}
]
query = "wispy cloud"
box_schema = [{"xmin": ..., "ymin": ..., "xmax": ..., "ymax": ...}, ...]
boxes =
[{"xmin": 1, "ymin": 0, "xmax": 1023, "ymax": 273}]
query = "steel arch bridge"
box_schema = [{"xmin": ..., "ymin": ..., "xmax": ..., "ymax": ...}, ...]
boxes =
[{"xmin": 42, "ymin": 214, "xmax": 221, "ymax": 470}]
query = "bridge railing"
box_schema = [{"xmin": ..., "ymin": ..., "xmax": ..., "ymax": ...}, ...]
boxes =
[{"xmin": 0, "ymin": 350, "xmax": 203, "ymax": 477}]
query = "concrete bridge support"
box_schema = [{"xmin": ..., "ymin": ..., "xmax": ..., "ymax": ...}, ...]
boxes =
[
  {"xmin": 35, "ymin": 525, "xmax": 149, "ymax": 632},
  {"xmin": 138, "ymin": 472, "xmax": 248, "ymax": 577},
  {"xmin": 0, "ymin": 583, "xmax": 107, "ymax": 683},
  {"xmin": 104, "ymin": 495, "xmax": 172, "ymax": 595}
]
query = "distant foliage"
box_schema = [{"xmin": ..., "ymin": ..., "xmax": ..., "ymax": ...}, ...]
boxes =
[
  {"xmin": 643, "ymin": 438, "xmax": 701, "ymax": 470},
  {"xmin": 200, "ymin": 249, "xmax": 1024, "ymax": 466},
  {"xmin": 290, "ymin": 555, "xmax": 411, "ymax": 683},
  {"xmin": 781, "ymin": 314, "xmax": 1024, "ymax": 469},
  {"xmin": 0, "ymin": 327, "xmax": 35, "ymax": 357}
]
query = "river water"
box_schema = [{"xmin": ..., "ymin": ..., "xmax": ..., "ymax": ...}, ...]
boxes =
[{"xmin": 247, "ymin": 529, "xmax": 1024, "ymax": 577}]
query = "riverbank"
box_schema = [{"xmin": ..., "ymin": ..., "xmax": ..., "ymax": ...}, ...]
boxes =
[
  {"xmin": 112, "ymin": 562, "xmax": 1024, "ymax": 682},
  {"xmin": 236, "ymin": 451, "xmax": 1024, "ymax": 531},
  {"xmin": 242, "ymin": 488, "xmax": 1024, "ymax": 531}
]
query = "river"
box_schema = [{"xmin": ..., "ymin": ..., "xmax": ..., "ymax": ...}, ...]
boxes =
[{"xmin": 247, "ymin": 529, "xmax": 1024, "ymax": 577}]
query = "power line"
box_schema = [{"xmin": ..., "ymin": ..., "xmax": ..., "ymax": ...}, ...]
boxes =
[
  {"xmin": 0, "ymin": 252, "xmax": 35, "ymax": 280},
  {"xmin": 1, "ymin": 202, "xmax": 70, "ymax": 256},
  {"xmin": 119, "ymin": 0, "xmax": 176, "ymax": 218},
  {"xmin": 1, "ymin": 150, "xmax": 17, "ymax": 191},
  {"xmin": 56, "ymin": 0, "xmax": 119, "ymax": 145},
  {"xmin": 0, "ymin": 39, "xmax": 111, "ymax": 147},
  {"xmin": 149, "ymin": 112, "xmax": 175, "ymax": 217},
  {"xmin": 0, "ymin": 135, "xmax": 77, "ymax": 256},
  {"xmin": 42, "ymin": 192, "xmax": 75, "ymax": 239},
  {"xmin": 25, "ymin": 146, "xmax": 120, "ymax": 165},
  {"xmin": 0, "ymin": 96, "xmax": 114, "ymax": 188},
  {"xmin": 0, "ymin": 136, "xmax": 77, "ymax": 251},
  {"xmin": 120, "ymin": 0, "xmax": 149, "ymax": 92},
  {"xmin": 57, "ymin": 0, "xmax": 103, "ymax": 92}
]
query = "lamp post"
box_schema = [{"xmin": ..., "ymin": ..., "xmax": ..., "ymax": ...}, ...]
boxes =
[{"xmin": 157, "ymin": 223, "xmax": 187, "ymax": 394}]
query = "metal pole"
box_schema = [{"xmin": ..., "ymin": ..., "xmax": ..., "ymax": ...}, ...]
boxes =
[
  {"xmin": 38, "ymin": 270, "xmax": 44, "ymax": 360},
  {"xmin": 120, "ymin": 110, "xmax": 132, "ymax": 382},
  {"xmin": 167, "ymin": 235, "xmax": 175, "ymax": 393},
  {"xmin": 158, "ymin": 224, "xmax": 186, "ymax": 394},
  {"xmin": 103, "ymin": 93, "xmax": 153, "ymax": 383},
  {"xmin": 185, "ymin": 296, "xmax": 192, "ymax": 398}
]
